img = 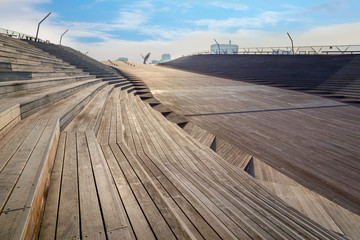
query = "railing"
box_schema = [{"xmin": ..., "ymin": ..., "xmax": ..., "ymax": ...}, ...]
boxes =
[
  {"xmin": 0, "ymin": 27, "xmax": 47, "ymax": 42},
  {"xmin": 187, "ymin": 45, "xmax": 360, "ymax": 56}
]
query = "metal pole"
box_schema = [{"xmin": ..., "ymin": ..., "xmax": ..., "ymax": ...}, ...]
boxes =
[
  {"xmin": 214, "ymin": 39, "xmax": 220, "ymax": 54},
  {"xmin": 287, "ymin": 32, "xmax": 294, "ymax": 54},
  {"xmin": 35, "ymin": 12, "xmax": 51, "ymax": 41},
  {"xmin": 59, "ymin": 29, "xmax": 69, "ymax": 45}
]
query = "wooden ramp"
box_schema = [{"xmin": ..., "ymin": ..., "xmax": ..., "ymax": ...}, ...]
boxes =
[
  {"xmin": 161, "ymin": 54, "xmax": 360, "ymax": 105},
  {"xmin": 110, "ymin": 61, "xmax": 360, "ymax": 239},
  {"xmin": 38, "ymin": 86, "xmax": 348, "ymax": 239},
  {"xmin": 112, "ymin": 62, "xmax": 360, "ymax": 216}
]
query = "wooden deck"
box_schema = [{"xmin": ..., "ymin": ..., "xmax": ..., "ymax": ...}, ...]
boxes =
[
  {"xmin": 1, "ymin": 35, "xmax": 358, "ymax": 239},
  {"xmin": 113, "ymin": 62, "xmax": 360, "ymax": 219},
  {"xmin": 38, "ymin": 86, "xmax": 347, "ymax": 239}
]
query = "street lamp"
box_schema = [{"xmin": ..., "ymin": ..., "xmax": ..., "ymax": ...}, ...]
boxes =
[
  {"xmin": 35, "ymin": 12, "xmax": 51, "ymax": 41},
  {"xmin": 214, "ymin": 39, "xmax": 220, "ymax": 54},
  {"xmin": 287, "ymin": 32, "xmax": 294, "ymax": 54},
  {"xmin": 59, "ymin": 29, "xmax": 69, "ymax": 45}
]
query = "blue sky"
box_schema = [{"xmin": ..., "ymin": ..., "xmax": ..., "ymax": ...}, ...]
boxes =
[{"xmin": 1, "ymin": 0, "xmax": 360, "ymax": 62}]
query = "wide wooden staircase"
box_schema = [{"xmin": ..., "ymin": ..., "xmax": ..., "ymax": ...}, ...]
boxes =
[{"xmin": 0, "ymin": 34, "xmax": 351, "ymax": 239}]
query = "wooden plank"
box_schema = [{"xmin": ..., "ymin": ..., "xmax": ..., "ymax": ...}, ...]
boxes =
[
  {"xmin": 0, "ymin": 116, "xmax": 40, "ymax": 172},
  {"xmin": 130, "ymin": 96, "xmax": 277, "ymax": 239},
  {"xmin": 316, "ymin": 194, "xmax": 360, "ymax": 240},
  {"xmin": 96, "ymin": 88, "xmax": 114, "ymax": 144},
  {"xmin": 0, "ymin": 117, "xmax": 47, "ymax": 212},
  {"xmin": 56, "ymin": 132, "xmax": 80, "ymax": 239},
  {"xmin": 120, "ymin": 92, "xmax": 135, "ymax": 150},
  {"xmin": 109, "ymin": 140, "xmax": 176, "ymax": 240},
  {"xmin": 87, "ymin": 86, "xmax": 113, "ymax": 134},
  {"xmin": 0, "ymin": 118, "xmax": 59, "ymax": 239},
  {"xmin": 126, "ymin": 96, "xmax": 242, "ymax": 240},
  {"xmin": 135, "ymin": 94, "xmax": 344, "ymax": 239},
  {"xmin": 253, "ymin": 157, "xmax": 360, "ymax": 239},
  {"xmin": 101, "ymin": 143, "xmax": 153, "ymax": 240},
  {"xmin": 76, "ymin": 133, "xmax": 106, "ymax": 239},
  {"xmin": 114, "ymin": 100, "xmax": 205, "ymax": 239},
  {"xmin": 22, "ymin": 118, "xmax": 60, "ymax": 240},
  {"xmin": 184, "ymin": 122, "xmax": 215, "ymax": 148},
  {"xmin": 39, "ymin": 133, "xmax": 66, "ymax": 239},
  {"xmin": 86, "ymin": 130, "xmax": 135, "ymax": 239}
]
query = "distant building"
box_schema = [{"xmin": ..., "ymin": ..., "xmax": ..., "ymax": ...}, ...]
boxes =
[
  {"xmin": 272, "ymin": 49, "xmax": 293, "ymax": 55},
  {"xmin": 211, "ymin": 41, "xmax": 239, "ymax": 54},
  {"xmin": 117, "ymin": 57, "xmax": 128, "ymax": 61},
  {"xmin": 152, "ymin": 54, "xmax": 171, "ymax": 64},
  {"xmin": 161, "ymin": 54, "xmax": 171, "ymax": 62}
]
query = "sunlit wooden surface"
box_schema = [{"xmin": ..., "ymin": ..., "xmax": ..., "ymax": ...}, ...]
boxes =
[{"xmin": 115, "ymin": 62, "xmax": 360, "ymax": 216}]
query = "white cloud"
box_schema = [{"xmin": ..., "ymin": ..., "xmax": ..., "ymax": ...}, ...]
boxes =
[
  {"xmin": 1, "ymin": 0, "xmax": 359, "ymax": 64},
  {"xmin": 295, "ymin": 22, "xmax": 360, "ymax": 46},
  {"xmin": 113, "ymin": 10, "xmax": 150, "ymax": 30},
  {"xmin": 78, "ymin": 21, "xmax": 360, "ymax": 63},
  {"xmin": 193, "ymin": 11, "xmax": 282, "ymax": 30},
  {"xmin": 210, "ymin": 1, "xmax": 248, "ymax": 11}
]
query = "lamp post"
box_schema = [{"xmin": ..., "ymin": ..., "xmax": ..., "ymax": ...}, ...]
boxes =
[
  {"xmin": 214, "ymin": 39, "xmax": 220, "ymax": 54},
  {"xmin": 287, "ymin": 32, "xmax": 294, "ymax": 54},
  {"xmin": 35, "ymin": 12, "xmax": 51, "ymax": 42},
  {"xmin": 59, "ymin": 29, "xmax": 69, "ymax": 45}
]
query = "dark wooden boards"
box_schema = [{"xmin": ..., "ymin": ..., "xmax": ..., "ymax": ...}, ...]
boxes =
[
  {"xmin": 114, "ymin": 63, "xmax": 360, "ymax": 218},
  {"xmin": 93, "ymin": 85, "xmax": 348, "ymax": 239}
]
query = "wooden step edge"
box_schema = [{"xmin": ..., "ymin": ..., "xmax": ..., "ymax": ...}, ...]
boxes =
[
  {"xmin": 65, "ymin": 84, "xmax": 113, "ymax": 134},
  {"xmin": 0, "ymin": 76, "xmax": 94, "ymax": 100},
  {"xmin": 92, "ymin": 86, "xmax": 114, "ymax": 136},
  {"xmin": 0, "ymin": 104, "xmax": 21, "ymax": 139},
  {"xmin": 14, "ymin": 118, "xmax": 60, "ymax": 240},
  {"xmin": 20, "ymin": 79, "xmax": 102, "ymax": 119},
  {"xmin": 59, "ymin": 82, "xmax": 107, "ymax": 131}
]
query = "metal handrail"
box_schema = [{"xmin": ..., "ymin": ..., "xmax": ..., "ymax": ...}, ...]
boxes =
[
  {"xmin": 187, "ymin": 44, "xmax": 360, "ymax": 56},
  {"xmin": 0, "ymin": 27, "xmax": 47, "ymax": 42}
]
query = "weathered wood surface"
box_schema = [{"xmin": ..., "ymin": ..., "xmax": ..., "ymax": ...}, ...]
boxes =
[
  {"xmin": 161, "ymin": 54, "xmax": 360, "ymax": 104},
  {"xmin": 39, "ymin": 85, "xmax": 136, "ymax": 239},
  {"xmin": 93, "ymin": 86, "xmax": 348, "ymax": 239},
  {"xmin": 253, "ymin": 158, "xmax": 360, "ymax": 240},
  {"xmin": 0, "ymin": 81, "xmax": 107, "ymax": 239},
  {"xmin": 113, "ymin": 62, "xmax": 360, "ymax": 218}
]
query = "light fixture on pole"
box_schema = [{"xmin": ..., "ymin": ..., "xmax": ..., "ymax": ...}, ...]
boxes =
[
  {"xmin": 287, "ymin": 32, "xmax": 294, "ymax": 54},
  {"xmin": 59, "ymin": 29, "xmax": 69, "ymax": 45},
  {"xmin": 35, "ymin": 12, "xmax": 51, "ymax": 42},
  {"xmin": 214, "ymin": 39, "xmax": 220, "ymax": 54}
]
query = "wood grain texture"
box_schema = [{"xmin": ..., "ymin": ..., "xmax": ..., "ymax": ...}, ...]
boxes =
[{"xmin": 114, "ymin": 62, "xmax": 360, "ymax": 217}]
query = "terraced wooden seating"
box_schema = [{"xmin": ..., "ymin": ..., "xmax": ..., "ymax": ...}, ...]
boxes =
[
  {"xmin": 161, "ymin": 54, "xmax": 360, "ymax": 105},
  {"xmin": 0, "ymin": 35, "xmax": 86, "ymax": 81},
  {"xmin": 1, "ymin": 78, "xmax": 101, "ymax": 119},
  {"xmin": 0, "ymin": 75, "xmax": 94, "ymax": 99},
  {"xmin": 27, "ymin": 41, "xmax": 120, "ymax": 78},
  {"xmin": 0, "ymin": 33, "xmax": 129, "ymax": 239},
  {"xmin": 0, "ymin": 81, "xmax": 108, "ymax": 239}
]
